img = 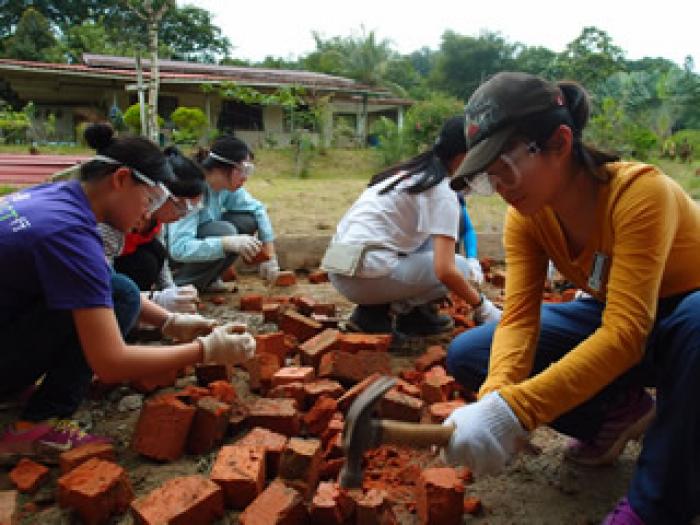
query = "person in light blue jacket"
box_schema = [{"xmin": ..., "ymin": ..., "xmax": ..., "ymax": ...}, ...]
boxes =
[{"xmin": 167, "ymin": 136, "xmax": 278, "ymax": 291}]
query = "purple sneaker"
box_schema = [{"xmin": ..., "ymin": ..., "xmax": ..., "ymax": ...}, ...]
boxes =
[
  {"xmin": 601, "ymin": 498, "xmax": 645, "ymax": 525},
  {"xmin": 565, "ymin": 389, "xmax": 655, "ymax": 466}
]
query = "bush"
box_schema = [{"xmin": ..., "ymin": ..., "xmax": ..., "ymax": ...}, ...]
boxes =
[
  {"xmin": 0, "ymin": 105, "xmax": 29, "ymax": 144},
  {"xmin": 123, "ymin": 103, "xmax": 164, "ymax": 134},
  {"xmin": 669, "ymin": 129, "xmax": 700, "ymax": 160},
  {"xmin": 370, "ymin": 117, "xmax": 410, "ymax": 166},
  {"xmin": 171, "ymin": 106, "xmax": 207, "ymax": 144},
  {"xmin": 403, "ymin": 94, "xmax": 464, "ymax": 151}
]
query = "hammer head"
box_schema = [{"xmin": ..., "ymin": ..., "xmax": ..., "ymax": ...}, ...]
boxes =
[{"xmin": 339, "ymin": 375, "xmax": 396, "ymax": 488}]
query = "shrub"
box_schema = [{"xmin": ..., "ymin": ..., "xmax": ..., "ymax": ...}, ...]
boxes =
[{"xmin": 171, "ymin": 106, "xmax": 208, "ymax": 144}]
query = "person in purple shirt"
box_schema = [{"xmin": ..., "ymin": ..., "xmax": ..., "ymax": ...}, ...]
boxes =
[{"xmin": 0, "ymin": 123, "xmax": 256, "ymax": 460}]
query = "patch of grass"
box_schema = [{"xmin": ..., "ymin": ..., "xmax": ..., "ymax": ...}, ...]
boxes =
[
  {"xmin": 0, "ymin": 185, "xmax": 15, "ymax": 197},
  {"xmin": 0, "ymin": 144, "xmax": 92, "ymax": 155},
  {"xmin": 653, "ymin": 157, "xmax": 700, "ymax": 198}
]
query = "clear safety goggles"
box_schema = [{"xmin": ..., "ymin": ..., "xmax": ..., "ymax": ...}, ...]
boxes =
[
  {"xmin": 461, "ymin": 141, "xmax": 540, "ymax": 196},
  {"xmin": 92, "ymin": 154, "xmax": 171, "ymax": 214},
  {"xmin": 208, "ymin": 152, "xmax": 255, "ymax": 178},
  {"xmin": 169, "ymin": 195, "xmax": 204, "ymax": 218}
]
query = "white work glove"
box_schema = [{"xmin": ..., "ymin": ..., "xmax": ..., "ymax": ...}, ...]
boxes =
[
  {"xmin": 259, "ymin": 256, "xmax": 280, "ymax": 283},
  {"xmin": 473, "ymin": 295, "xmax": 502, "ymax": 324},
  {"xmin": 161, "ymin": 313, "xmax": 216, "ymax": 342},
  {"xmin": 465, "ymin": 257, "xmax": 485, "ymax": 284},
  {"xmin": 221, "ymin": 235, "xmax": 262, "ymax": 260},
  {"xmin": 442, "ymin": 392, "xmax": 530, "ymax": 477},
  {"xmin": 197, "ymin": 323, "xmax": 256, "ymax": 365},
  {"xmin": 151, "ymin": 285, "xmax": 199, "ymax": 313}
]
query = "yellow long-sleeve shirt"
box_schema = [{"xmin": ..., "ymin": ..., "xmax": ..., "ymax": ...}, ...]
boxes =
[{"xmin": 480, "ymin": 162, "xmax": 700, "ymax": 430}]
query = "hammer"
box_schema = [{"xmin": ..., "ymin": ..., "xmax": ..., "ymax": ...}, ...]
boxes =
[{"xmin": 339, "ymin": 375, "xmax": 455, "ymax": 488}]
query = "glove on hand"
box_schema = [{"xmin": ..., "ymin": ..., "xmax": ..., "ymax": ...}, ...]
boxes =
[
  {"xmin": 161, "ymin": 313, "xmax": 216, "ymax": 342},
  {"xmin": 259, "ymin": 256, "xmax": 280, "ymax": 283},
  {"xmin": 221, "ymin": 235, "xmax": 262, "ymax": 260},
  {"xmin": 465, "ymin": 257, "xmax": 485, "ymax": 284},
  {"xmin": 473, "ymin": 295, "xmax": 502, "ymax": 325},
  {"xmin": 442, "ymin": 392, "xmax": 530, "ymax": 477},
  {"xmin": 151, "ymin": 285, "xmax": 199, "ymax": 313},
  {"xmin": 198, "ymin": 323, "xmax": 256, "ymax": 365}
]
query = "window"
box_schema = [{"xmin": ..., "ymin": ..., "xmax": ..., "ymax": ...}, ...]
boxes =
[{"xmin": 217, "ymin": 101, "xmax": 263, "ymax": 133}]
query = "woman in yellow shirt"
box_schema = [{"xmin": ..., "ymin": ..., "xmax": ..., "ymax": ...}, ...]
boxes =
[{"xmin": 443, "ymin": 72, "xmax": 700, "ymax": 525}]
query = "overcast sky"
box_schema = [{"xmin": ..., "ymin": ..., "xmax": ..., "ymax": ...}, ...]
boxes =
[{"xmin": 183, "ymin": 0, "xmax": 697, "ymax": 70}]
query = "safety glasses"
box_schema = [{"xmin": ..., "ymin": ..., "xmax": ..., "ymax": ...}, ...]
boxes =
[
  {"xmin": 462, "ymin": 141, "xmax": 540, "ymax": 196},
  {"xmin": 208, "ymin": 152, "xmax": 255, "ymax": 178},
  {"xmin": 169, "ymin": 195, "xmax": 204, "ymax": 218}
]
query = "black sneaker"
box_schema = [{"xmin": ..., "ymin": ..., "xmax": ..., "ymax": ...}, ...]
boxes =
[
  {"xmin": 395, "ymin": 304, "xmax": 453, "ymax": 336},
  {"xmin": 346, "ymin": 304, "xmax": 393, "ymax": 333}
]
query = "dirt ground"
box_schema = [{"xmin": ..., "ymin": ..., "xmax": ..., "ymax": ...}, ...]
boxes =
[{"xmin": 0, "ymin": 271, "xmax": 650, "ymax": 525}]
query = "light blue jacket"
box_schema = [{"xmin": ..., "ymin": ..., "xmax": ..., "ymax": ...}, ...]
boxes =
[{"xmin": 167, "ymin": 185, "xmax": 274, "ymax": 262}]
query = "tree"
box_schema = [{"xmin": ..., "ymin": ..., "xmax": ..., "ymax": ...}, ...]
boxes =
[
  {"xmin": 158, "ymin": 5, "xmax": 230, "ymax": 62},
  {"xmin": 4, "ymin": 7, "xmax": 59, "ymax": 62},
  {"xmin": 512, "ymin": 45, "xmax": 557, "ymax": 77},
  {"xmin": 555, "ymin": 26, "xmax": 625, "ymax": 90}
]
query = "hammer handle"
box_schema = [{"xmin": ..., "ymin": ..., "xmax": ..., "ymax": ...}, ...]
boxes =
[{"xmin": 379, "ymin": 420, "xmax": 454, "ymax": 448}]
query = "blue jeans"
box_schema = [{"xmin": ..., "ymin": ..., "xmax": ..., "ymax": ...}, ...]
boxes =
[
  {"xmin": 0, "ymin": 273, "xmax": 141, "ymax": 421},
  {"xmin": 447, "ymin": 293, "xmax": 700, "ymax": 524}
]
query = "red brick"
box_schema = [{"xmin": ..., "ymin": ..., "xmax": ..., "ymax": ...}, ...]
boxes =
[
  {"xmin": 194, "ymin": 363, "xmax": 230, "ymax": 386},
  {"xmin": 58, "ymin": 458, "xmax": 134, "ymax": 525},
  {"xmin": 241, "ymin": 294, "xmax": 264, "ymax": 312},
  {"xmin": 303, "ymin": 396, "xmax": 338, "ymax": 436},
  {"xmin": 0, "ymin": 490, "xmax": 18, "ymax": 525},
  {"xmin": 210, "ymin": 295, "xmax": 226, "ymax": 305},
  {"xmin": 174, "ymin": 384, "xmax": 211, "ymax": 403},
  {"xmin": 207, "ymin": 380, "xmax": 237, "ymax": 403},
  {"xmin": 303, "ymin": 380, "xmax": 345, "ymax": 408},
  {"xmin": 299, "ymin": 329, "xmax": 341, "ymax": 369},
  {"xmin": 272, "ymin": 366, "xmax": 315, "ymax": 387},
  {"xmin": 129, "ymin": 367, "xmax": 179, "ymax": 393},
  {"xmin": 415, "ymin": 468, "xmax": 465, "ymax": 525},
  {"xmin": 247, "ymin": 398, "xmax": 301, "ymax": 436},
  {"xmin": 279, "ymin": 437, "xmax": 323, "ymax": 499},
  {"xmin": 308, "ymin": 269, "xmax": 329, "ymax": 284},
  {"xmin": 8, "ymin": 459, "xmax": 48, "ymax": 494},
  {"xmin": 415, "ymin": 345, "xmax": 447, "ymax": 372},
  {"xmin": 318, "ymin": 351, "xmax": 391, "ymax": 385},
  {"xmin": 428, "ymin": 400, "xmax": 466, "ymax": 423},
  {"xmin": 256, "ymin": 332, "xmax": 288, "ymax": 366},
  {"xmin": 249, "ymin": 248, "xmax": 272, "ymax": 264},
  {"xmin": 267, "ymin": 294, "xmax": 293, "ymax": 305},
  {"xmin": 130, "ymin": 475, "xmax": 224, "ymax": 525},
  {"xmin": 320, "ymin": 416, "xmax": 345, "ymax": 450},
  {"xmin": 420, "ymin": 374, "xmax": 458, "ymax": 404},
  {"xmin": 394, "ymin": 378, "xmax": 421, "ymax": 398},
  {"xmin": 379, "ymin": 390, "xmax": 424, "ymax": 422},
  {"xmin": 278, "ymin": 310, "xmax": 322, "ymax": 342},
  {"xmin": 222, "ymin": 264, "xmax": 237, "ymax": 282},
  {"xmin": 311, "ymin": 303, "xmax": 336, "ymax": 317},
  {"xmin": 59, "ymin": 442, "xmax": 116, "ymax": 474},
  {"xmin": 354, "ymin": 488, "xmax": 398, "ymax": 525},
  {"xmin": 263, "ymin": 302, "xmax": 282, "ymax": 323},
  {"xmin": 229, "ymin": 399, "xmax": 250, "ymax": 434},
  {"xmin": 291, "ymin": 295, "xmax": 316, "ymax": 315},
  {"xmin": 338, "ymin": 333, "xmax": 392, "ymax": 354},
  {"xmin": 319, "ymin": 457, "xmax": 345, "ymax": 481},
  {"xmin": 246, "ymin": 352, "xmax": 282, "ymax": 393},
  {"xmin": 132, "ymin": 395, "xmax": 195, "ymax": 461},
  {"xmin": 186, "ymin": 396, "xmax": 231, "ymax": 455},
  {"xmin": 336, "ymin": 373, "xmax": 382, "ymax": 411},
  {"xmin": 274, "ymin": 271, "xmax": 297, "ymax": 287},
  {"xmin": 311, "ymin": 314, "xmax": 341, "ymax": 330},
  {"xmin": 399, "ymin": 369, "xmax": 424, "ymax": 385},
  {"xmin": 237, "ymin": 427, "xmax": 288, "ymax": 479},
  {"xmin": 239, "ymin": 480, "xmax": 307, "ymax": 525},
  {"xmin": 464, "ymin": 496, "xmax": 482, "ymax": 515},
  {"xmin": 211, "ymin": 445, "xmax": 266, "ymax": 509},
  {"xmin": 309, "ymin": 482, "xmax": 355, "ymax": 525}
]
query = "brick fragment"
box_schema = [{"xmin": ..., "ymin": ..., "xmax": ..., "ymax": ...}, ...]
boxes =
[
  {"xmin": 239, "ymin": 480, "xmax": 307, "ymax": 525},
  {"xmin": 464, "ymin": 496, "xmax": 482, "ymax": 515},
  {"xmin": 8, "ymin": 459, "xmax": 48, "ymax": 494},
  {"xmin": 336, "ymin": 372, "xmax": 382, "ymax": 411},
  {"xmin": 237, "ymin": 427, "xmax": 288, "ymax": 479},
  {"xmin": 308, "ymin": 269, "xmax": 329, "ymax": 284},
  {"xmin": 380, "ymin": 390, "xmax": 424, "ymax": 422},
  {"xmin": 229, "ymin": 399, "xmax": 250, "ymax": 434},
  {"xmin": 132, "ymin": 395, "xmax": 195, "ymax": 461},
  {"xmin": 415, "ymin": 345, "xmax": 447, "ymax": 372},
  {"xmin": 278, "ymin": 437, "xmax": 323, "ymax": 499},
  {"xmin": 394, "ymin": 378, "xmax": 421, "ymax": 398},
  {"xmin": 320, "ymin": 416, "xmax": 345, "ymax": 450},
  {"xmin": 222, "ymin": 264, "xmax": 237, "ymax": 282},
  {"xmin": 249, "ymin": 248, "xmax": 271, "ymax": 264},
  {"xmin": 311, "ymin": 314, "xmax": 341, "ymax": 330},
  {"xmin": 130, "ymin": 475, "xmax": 224, "ymax": 525},
  {"xmin": 303, "ymin": 379, "xmax": 345, "ymax": 408},
  {"xmin": 211, "ymin": 445, "xmax": 266, "ymax": 509},
  {"xmin": 291, "ymin": 295, "xmax": 316, "ymax": 315},
  {"xmin": 420, "ymin": 374, "xmax": 458, "ymax": 404},
  {"xmin": 255, "ymin": 332, "xmax": 288, "ymax": 366},
  {"xmin": 415, "ymin": 467, "xmax": 465, "ymax": 525},
  {"xmin": 174, "ymin": 384, "xmax": 211, "ymax": 402},
  {"xmin": 272, "ymin": 366, "xmax": 315, "ymax": 387},
  {"xmin": 195, "ymin": 363, "xmax": 229, "ymax": 386},
  {"xmin": 303, "ymin": 396, "xmax": 338, "ymax": 436},
  {"xmin": 247, "ymin": 398, "xmax": 301, "ymax": 436},
  {"xmin": 278, "ymin": 310, "xmax": 322, "ymax": 342},
  {"xmin": 210, "ymin": 295, "xmax": 226, "ymax": 305},
  {"xmin": 299, "ymin": 329, "xmax": 341, "ymax": 369},
  {"xmin": 59, "ymin": 442, "xmax": 116, "ymax": 474},
  {"xmin": 309, "ymin": 482, "xmax": 355, "ymax": 525},
  {"xmin": 428, "ymin": 400, "xmax": 466, "ymax": 423},
  {"xmin": 338, "ymin": 333, "xmax": 392, "ymax": 353},
  {"xmin": 208, "ymin": 380, "xmax": 237, "ymax": 403},
  {"xmin": 319, "ymin": 457, "xmax": 345, "ymax": 481},
  {"xmin": 0, "ymin": 491, "xmax": 17, "ymax": 525},
  {"xmin": 186, "ymin": 396, "xmax": 232, "ymax": 455},
  {"xmin": 241, "ymin": 294, "xmax": 264, "ymax": 312},
  {"xmin": 58, "ymin": 458, "xmax": 134, "ymax": 525},
  {"xmin": 312, "ymin": 303, "xmax": 336, "ymax": 317},
  {"xmin": 246, "ymin": 352, "xmax": 282, "ymax": 393},
  {"xmin": 319, "ymin": 351, "xmax": 391, "ymax": 385},
  {"xmin": 355, "ymin": 488, "xmax": 399, "ymax": 525},
  {"xmin": 263, "ymin": 302, "xmax": 282, "ymax": 323},
  {"xmin": 274, "ymin": 270, "xmax": 297, "ymax": 287}
]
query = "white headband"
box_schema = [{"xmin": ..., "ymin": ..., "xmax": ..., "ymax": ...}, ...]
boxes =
[{"xmin": 208, "ymin": 151, "xmax": 238, "ymax": 165}]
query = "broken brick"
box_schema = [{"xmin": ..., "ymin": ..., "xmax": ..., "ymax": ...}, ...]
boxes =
[
  {"xmin": 415, "ymin": 468, "xmax": 465, "ymax": 525},
  {"xmin": 174, "ymin": 384, "xmax": 211, "ymax": 403},
  {"xmin": 319, "ymin": 351, "xmax": 391, "ymax": 385},
  {"xmin": 309, "ymin": 482, "xmax": 355, "ymax": 525},
  {"xmin": 247, "ymin": 398, "xmax": 301, "ymax": 436},
  {"xmin": 320, "ymin": 416, "xmax": 345, "ymax": 450},
  {"xmin": 272, "ymin": 366, "xmax": 315, "ymax": 387},
  {"xmin": 312, "ymin": 303, "xmax": 336, "ymax": 317},
  {"xmin": 274, "ymin": 271, "xmax": 297, "ymax": 287},
  {"xmin": 255, "ymin": 332, "xmax": 288, "ymax": 366},
  {"xmin": 263, "ymin": 302, "xmax": 282, "ymax": 323},
  {"xmin": 241, "ymin": 294, "xmax": 264, "ymax": 312},
  {"xmin": 319, "ymin": 457, "xmax": 345, "ymax": 481},
  {"xmin": 210, "ymin": 445, "xmax": 266, "ymax": 510},
  {"xmin": 195, "ymin": 363, "xmax": 229, "ymax": 386},
  {"xmin": 380, "ymin": 390, "xmax": 424, "ymax": 422},
  {"xmin": 132, "ymin": 395, "xmax": 195, "ymax": 461},
  {"xmin": 464, "ymin": 496, "xmax": 482, "ymax": 515},
  {"xmin": 208, "ymin": 380, "xmax": 237, "ymax": 404},
  {"xmin": 355, "ymin": 488, "xmax": 399, "ymax": 525},
  {"xmin": 303, "ymin": 379, "xmax": 345, "ymax": 409},
  {"xmin": 8, "ymin": 459, "xmax": 48, "ymax": 494},
  {"xmin": 246, "ymin": 352, "xmax": 282, "ymax": 393},
  {"xmin": 267, "ymin": 381, "xmax": 306, "ymax": 407},
  {"xmin": 394, "ymin": 378, "xmax": 421, "ymax": 399},
  {"xmin": 299, "ymin": 329, "xmax": 341, "ymax": 369},
  {"xmin": 237, "ymin": 427, "xmax": 288, "ymax": 480},
  {"xmin": 415, "ymin": 345, "xmax": 447, "ymax": 372},
  {"xmin": 239, "ymin": 480, "xmax": 307, "ymax": 525},
  {"xmin": 420, "ymin": 374, "xmax": 458, "ymax": 404},
  {"xmin": 249, "ymin": 248, "xmax": 271, "ymax": 264},
  {"xmin": 338, "ymin": 333, "xmax": 392, "ymax": 353},
  {"xmin": 228, "ymin": 399, "xmax": 250, "ymax": 434},
  {"xmin": 186, "ymin": 396, "xmax": 232, "ymax": 455},
  {"xmin": 291, "ymin": 295, "xmax": 316, "ymax": 315},
  {"xmin": 303, "ymin": 396, "xmax": 338, "ymax": 436},
  {"xmin": 278, "ymin": 310, "xmax": 322, "ymax": 342},
  {"xmin": 311, "ymin": 314, "xmax": 341, "ymax": 330},
  {"xmin": 278, "ymin": 437, "xmax": 323, "ymax": 499},
  {"xmin": 58, "ymin": 458, "xmax": 134, "ymax": 525},
  {"xmin": 337, "ymin": 373, "xmax": 382, "ymax": 411},
  {"xmin": 308, "ymin": 269, "xmax": 329, "ymax": 284},
  {"xmin": 59, "ymin": 442, "xmax": 116, "ymax": 474},
  {"xmin": 428, "ymin": 400, "xmax": 466, "ymax": 423},
  {"xmin": 130, "ymin": 475, "xmax": 224, "ymax": 525}
]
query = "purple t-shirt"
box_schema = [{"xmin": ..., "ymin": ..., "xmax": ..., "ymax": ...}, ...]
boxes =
[{"xmin": 0, "ymin": 180, "xmax": 112, "ymax": 324}]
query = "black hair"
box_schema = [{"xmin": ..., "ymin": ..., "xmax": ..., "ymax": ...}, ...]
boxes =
[
  {"xmin": 368, "ymin": 116, "xmax": 466, "ymax": 195},
  {"xmin": 163, "ymin": 146, "xmax": 206, "ymax": 198},
  {"xmin": 512, "ymin": 81, "xmax": 619, "ymax": 182},
  {"xmin": 79, "ymin": 123, "xmax": 171, "ymax": 184},
  {"xmin": 196, "ymin": 135, "xmax": 254, "ymax": 171}
]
